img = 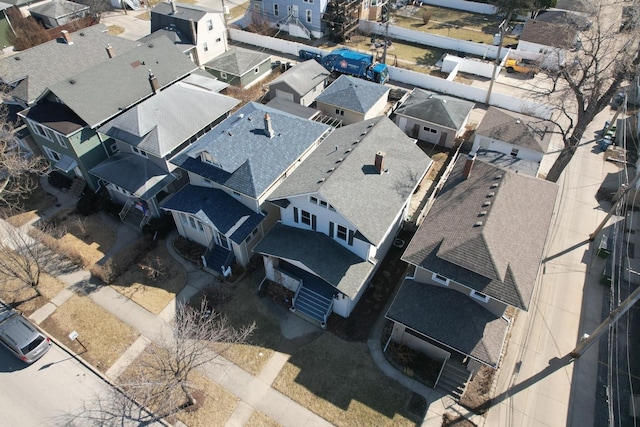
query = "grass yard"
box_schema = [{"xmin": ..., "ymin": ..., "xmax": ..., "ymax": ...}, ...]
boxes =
[
  {"xmin": 343, "ymin": 37, "xmax": 446, "ymax": 71},
  {"xmin": 111, "ymin": 243, "xmax": 187, "ymax": 314},
  {"xmin": 245, "ymin": 411, "xmax": 282, "ymax": 427},
  {"xmin": 0, "ymin": 274, "xmax": 66, "ymax": 315},
  {"xmin": 107, "ymin": 25, "xmax": 125, "ymax": 35},
  {"xmin": 272, "ymin": 333, "xmax": 419, "ymax": 427},
  {"xmin": 40, "ymin": 294, "xmax": 139, "ymax": 372},
  {"xmin": 3, "ymin": 183, "xmax": 58, "ymax": 226},
  {"xmin": 54, "ymin": 212, "xmax": 117, "ymax": 266},
  {"xmin": 176, "ymin": 372, "xmax": 239, "ymax": 426},
  {"xmin": 193, "ymin": 276, "xmax": 281, "ymax": 375}
]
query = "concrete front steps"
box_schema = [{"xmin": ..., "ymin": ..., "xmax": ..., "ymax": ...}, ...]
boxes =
[
  {"xmin": 291, "ymin": 287, "xmax": 332, "ymax": 328},
  {"xmin": 437, "ymin": 358, "xmax": 472, "ymax": 400}
]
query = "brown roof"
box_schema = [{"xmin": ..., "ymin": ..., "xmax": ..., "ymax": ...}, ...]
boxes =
[
  {"xmin": 520, "ymin": 20, "xmax": 577, "ymax": 48},
  {"xmin": 402, "ymin": 156, "xmax": 558, "ymax": 310},
  {"xmin": 475, "ymin": 107, "xmax": 554, "ymax": 154}
]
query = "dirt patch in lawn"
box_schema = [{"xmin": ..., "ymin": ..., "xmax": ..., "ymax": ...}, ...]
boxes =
[
  {"xmin": 111, "ymin": 242, "xmax": 187, "ymax": 314},
  {"xmin": 272, "ymin": 333, "xmax": 419, "ymax": 426},
  {"xmin": 0, "ymin": 274, "xmax": 66, "ymax": 315},
  {"xmin": 40, "ymin": 294, "xmax": 139, "ymax": 372}
]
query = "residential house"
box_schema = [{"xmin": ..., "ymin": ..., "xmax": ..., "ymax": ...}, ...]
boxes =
[
  {"xmin": 386, "ymin": 155, "xmax": 557, "ymax": 374},
  {"xmin": 266, "ymin": 97, "xmax": 320, "ymax": 120},
  {"xmin": 247, "ymin": 0, "xmax": 325, "ymax": 39},
  {"xmin": 90, "ymin": 73, "xmax": 239, "ymax": 225},
  {"xmin": 0, "ymin": 3, "xmax": 12, "ymax": 49},
  {"xmin": 314, "ymin": 75, "xmax": 389, "ymax": 126},
  {"xmin": 516, "ymin": 17, "xmax": 579, "ymax": 70},
  {"xmin": 471, "ymin": 107, "xmax": 554, "ymax": 176},
  {"xmin": 203, "ymin": 46, "xmax": 271, "ymax": 88},
  {"xmin": 253, "ymin": 117, "xmax": 432, "ymax": 326},
  {"xmin": 393, "ymin": 88, "xmax": 475, "ymax": 148},
  {"xmin": 28, "ymin": 0, "xmax": 89, "ymax": 29},
  {"xmin": 164, "ymin": 102, "xmax": 333, "ymax": 274},
  {"xmin": 150, "ymin": 1, "xmax": 227, "ymax": 66},
  {"xmin": 19, "ymin": 36, "xmax": 197, "ymax": 191},
  {"xmin": 0, "ymin": 24, "xmax": 138, "ymax": 108},
  {"xmin": 268, "ymin": 59, "xmax": 329, "ymax": 106}
]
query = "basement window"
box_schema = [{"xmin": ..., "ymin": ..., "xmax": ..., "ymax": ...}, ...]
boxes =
[
  {"xmin": 510, "ymin": 148, "xmax": 519, "ymax": 156},
  {"xmin": 431, "ymin": 273, "xmax": 450, "ymax": 286}
]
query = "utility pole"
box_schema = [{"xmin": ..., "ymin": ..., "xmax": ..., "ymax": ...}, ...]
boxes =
[
  {"xmin": 381, "ymin": 5, "xmax": 390, "ymax": 65},
  {"xmin": 485, "ymin": 13, "xmax": 511, "ymax": 105},
  {"xmin": 570, "ymin": 284, "xmax": 640, "ymax": 358},
  {"xmin": 589, "ymin": 171, "xmax": 640, "ymax": 241}
]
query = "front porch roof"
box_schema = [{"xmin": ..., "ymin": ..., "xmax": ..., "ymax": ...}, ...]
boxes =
[
  {"xmin": 160, "ymin": 184, "xmax": 264, "ymax": 245},
  {"xmin": 386, "ymin": 279, "xmax": 509, "ymax": 368},
  {"xmin": 252, "ymin": 223, "xmax": 374, "ymax": 299},
  {"xmin": 89, "ymin": 153, "xmax": 175, "ymax": 200}
]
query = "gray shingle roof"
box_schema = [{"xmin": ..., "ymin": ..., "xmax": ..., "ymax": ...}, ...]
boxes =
[
  {"xmin": 204, "ymin": 47, "xmax": 270, "ymax": 76},
  {"xmin": 475, "ymin": 107, "xmax": 553, "ymax": 154},
  {"xmin": 394, "ymin": 88, "xmax": 475, "ymax": 130},
  {"xmin": 252, "ymin": 223, "xmax": 374, "ymax": 298},
  {"xmin": 386, "ymin": 279, "xmax": 509, "ymax": 367},
  {"xmin": 266, "ymin": 98, "xmax": 319, "ymax": 119},
  {"xmin": 29, "ymin": 0, "xmax": 88, "ymax": 18},
  {"xmin": 0, "ymin": 24, "xmax": 138, "ymax": 105},
  {"xmin": 269, "ymin": 117, "xmax": 432, "ymax": 245},
  {"xmin": 519, "ymin": 20, "xmax": 577, "ymax": 48},
  {"xmin": 268, "ymin": 59, "xmax": 329, "ymax": 97},
  {"xmin": 402, "ymin": 156, "xmax": 558, "ymax": 310},
  {"xmin": 47, "ymin": 36, "xmax": 197, "ymax": 128},
  {"xmin": 89, "ymin": 153, "xmax": 175, "ymax": 200},
  {"xmin": 161, "ymin": 184, "xmax": 264, "ymax": 244},
  {"xmin": 152, "ymin": 1, "xmax": 221, "ymax": 20},
  {"xmin": 475, "ymin": 149, "xmax": 540, "ymax": 177},
  {"xmin": 171, "ymin": 102, "xmax": 332, "ymax": 198},
  {"xmin": 98, "ymin": 78, "xmax": 239, "ymax": 158},
  {"xmin": 315, "ymin": 75, "xmax": 389, "ymax": 114},
  {"xmin": 139, "ymin": 28, "xmax": 195, "ymax": 49}
]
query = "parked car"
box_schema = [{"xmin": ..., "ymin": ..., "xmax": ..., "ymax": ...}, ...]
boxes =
[
  {"xmin": 505, "ymin": 59, "xmax": 539, "ymax": 76},
  {"xmin": 0, "ymin": 304, "xmax": 52, "ymax": 364}
]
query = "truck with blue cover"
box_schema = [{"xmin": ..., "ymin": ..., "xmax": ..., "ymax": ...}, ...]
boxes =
[{"xmin": 299, "ymin": 48, "xmax": 389, "ymax": 84}]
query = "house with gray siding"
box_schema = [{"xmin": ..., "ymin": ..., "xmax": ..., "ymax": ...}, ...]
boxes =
[
  {"xmin": 246, "ymin": 0, "xmax": 327, "ymax": 39},
  {"xmin": 203, "ymin": 46, "xmax": 271, "ymax": 88},
  {"xmin": 164, "ymin": 102, "xmax": 332, "ymax": 275},
  {"xmin": 314, "ymin": 75, "xmax": 389, "ymax": 126},
  {"xmin": 254, "ymin": 117, "xmax": 432, "ymax": 325},
  {"xmin": 268, "ymin": 59, "xmax": 329, "ymax": 106},
  {"xmin": 387, "ymin": 155, "xmax": 557, "ymax": 375}
]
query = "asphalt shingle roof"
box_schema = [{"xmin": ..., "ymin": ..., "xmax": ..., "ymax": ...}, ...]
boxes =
[
  {"xmin": 21, "ymin": 101, "xmax": 84, "ymax": 135},
  {"xmin": 268, "ymin": 59, "xmax": 329, "ymax": 97},
  {"xmin": 0, "ymin": 24, "xmax": 138, "ymax": 105},
  {"xmin": 269, "ymin": 117, "xmax": 432, "ymax": 245},
  {"xmin": 394, "ymin": 88, "xmax": 475, "ymax": 130},
  {"xmin": 475, "ymin": 107, "xmax": 554, "ymax": 154},
  {"xmin": 47, "ymin": 36, "xmax": 197, "ymax": 128},
  {"xmin": 89, "ymin": 153, "xmax": 175, "ymax": 200},
  {"xmin": 252, "ymin": 223, "xmax": 374, "ymax": 298},
  {"xmin": 161, "ymin": 184, "xmax": 264, "ymax": 244},
  {"xmin": 29, "ymin": 0, "xmax": 89, "ymax": 19},
  {"xmin": 402, "ymin": 156, "xmax": 558, "ymax": 310},
  {"xmin": 152, "ymin": 1, "xmax": 221, "ymax": 20},
  {"xmin": 171, "ymin": 102, "xmax": 332, "ymax": 198},
  {"xmin": 386, "ymin": 279, "xmax": 509, "ymax": 367},
  {"xmin": 519, "ymin": 19, "xmax": 577, "ymax": 48},
  {"xmin": 204, "ymin": 47, "xmax": 270, "ymax": 76},
  {"xmin": 315, "ymin": 75, "xmax": 389, "ymax": 114},
  {"xmin": 98, "ymin": 78, "xmax": 239, "ymax": 158}
]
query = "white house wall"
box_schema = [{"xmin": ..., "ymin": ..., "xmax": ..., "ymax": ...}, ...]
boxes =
[
  {"xmin": 316, "ymin": 102, "xmax": 364, "ymax": 126},
  {"xmin": 194, "ymin": 13, "xmax": 228, "ymax": 65},
  {"xmin": 394, "ymin": 114, "xmax": 457, "ymax": 147},
  {"xmin": 471, "ymin": 135, "xmax": 544, "ymax": 163},
  {"xmin": 300, "ymin": 82, "xmax": 324, "ymax": 106},
  {"xmin": 169, "ymin": 211, "xmax": 212, "ymax": 247}
]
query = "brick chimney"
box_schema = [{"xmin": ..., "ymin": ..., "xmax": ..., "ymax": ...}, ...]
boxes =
[
  {"xmin": 148, "ymin": 69, "xmax": 159, "ymax": 94},
  {"xmin": 106, "ymin": 44, "xmax": 115, "ymax": 58},
  {"xmin": 189, "ymin": 19, "xmax": 197, "ymax": 45},
  {"xmin": 264, "ymin": 113, "xmax": 274, "ymax": 138},
  {"xmin": 374, "ymin": 151, "xmax": 385, "ymax": 174},
  {"xmin": 462, "ymin": 152, "xmax": 476, "ymax": 179},
  {"xmin": 61, "ymin": 30, "xmax": 73, "ymax": 45},
  {"xmin": 170, "ymin": 0, "xmax": 177, "ymax": 13}
]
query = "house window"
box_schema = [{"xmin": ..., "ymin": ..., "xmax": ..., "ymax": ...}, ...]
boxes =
[
  {"xmin": 197, "ymin": 221, "xmax": 205, "ymax": 232},
  {"xmin": 220, "ymin": 72, "xmax": 228, "ymax": 79},
  {"xmin": 319, "ymin": 200, "xmax": 328, "ymax": 208},
  {"xmin": 110, "ymin": 143, "xmax": 119, "ymax": 154},
  {"xmin": 43, "ymin": 146, "xmax": 61, "ymax": 162},
  {"xmin": 510, "ymin": 148, "xmax": 519, "ymax": 156},
  {"xmin": 423, "ymin": 126, "xmax": 437, "ymax": 134},
  {"xmin": 431, "ymin": 273, "xmax": 450, "ymax": 285},
  {"xmin": 245, "ymin": 228, "xmax": 259, "ymax": 243},
  {"xmin": 189, "ymin": 216, "xmax": 196, "ymax": 229},
  {"xmin": 180, "ymin": 212, "xmax": 189, "ymax": 226},
  {"xmin": 304, "ymin": 0, "xmax": 313, "ymax": 3},
  {"xmin": 253, "ymin": 3, "xmax": 260, "ymax": 11},
  {"xmin": 28, "ymin": 120, "xmax": 50, "ymax": 140},
  {"xmin": 309, "ymin": 196, "xmax": 318, "ymax": 204},
  {"xmin": 207, "ymin": 19, "xmax": 213, "ymax": 30},
  {"xmin": 216, "ymin": 37, "xmax": 221, "ymax": 42},
  {"xmin": 54, "ymin": 132, "xmax": 67, "ymax": 148},
  {"xmin": 328, "ymin": 204, "xmax": 336, "ymax": 211},
  {"xmin": 109, "ymin": 184, "xmax": 132, "ymax": 196},
  {"xmin": 254, "ymin": 67, "xmax": 260, "ymax": 74},
  {"xmin": 335, "ymin": 109, "xmax": 344, "ymax": 116},
  {"xmin": 273, "ymin": 3, "xmax": 279, "ymax": 16},
  {"xmin": 301, "ymin": 210, "xmax": 312, "ymax": 225},
  {"xmin": 336, "ymin": 224, "xmax": 348, "ymax": 241},
  {"xmin": 232, "ymin": 191, "xmax": 242, "ymax": 200},
  {"xmin": 306, "ymin": 9, "xmax": 312, "ymax": 23},
  {"xmin": 203, "ymin": 42, "xmax": 209, "ymax": 52},
  {"xmin": 470, "ymin": 290, "xmax": 489, "ymax": 303},
  {"xmin": 132, "ymin": 146, "xmax": 148, "ymax": 158},
  {"xmin": 203, "ymin": 178, "xmax": 213, "ymax": 186}
]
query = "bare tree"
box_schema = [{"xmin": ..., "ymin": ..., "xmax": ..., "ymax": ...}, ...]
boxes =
[
  {"xmin": 536, "ymin": 1, "xmax": 640, "ymax": 182},
  {"xmin": 0, "ymin": 106, "xmax": 49, "ymax": 215}
]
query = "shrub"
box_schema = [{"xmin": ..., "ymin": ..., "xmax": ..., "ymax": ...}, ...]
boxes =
[
  {"xmin": 76, "ymin": 191, "xmax": 100, "ymax": 216},
  {"xmin": 142, "ymin": 213, "xmax": 176, "ymax": 239}
]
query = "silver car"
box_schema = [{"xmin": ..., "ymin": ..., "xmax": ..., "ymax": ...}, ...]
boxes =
[{"xmin": 0, "ymin": 304, "xmax": 52, "ymax": 364}]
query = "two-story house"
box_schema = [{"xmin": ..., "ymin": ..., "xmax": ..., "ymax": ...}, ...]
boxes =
[
  {"xmin": 149, "ymin": 0, "xmax": 228, "ymax": 66},
  {"xmin": 247, "ymin": 0, "xmax": 326, "ymax": 39},
  {"xmin": 386, "ymin": 155, "xmax": 557, "ymax": 375},
  {"xmin": 18, "ymin": 36, "xmax": 197, "ymax": 192},
  {"xmin": 253, "ymin": 116, "xmax": 432, "ymax": 326},
  {"xmin": 163, "ymin": 102, "xmax": 333, "ymax": 275},
  {"xmin": 89, "ymin": 73, "xmax": 239, "ymax": 225}
]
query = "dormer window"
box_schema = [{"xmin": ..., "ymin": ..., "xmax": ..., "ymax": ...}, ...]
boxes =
[{"xmin": 201, "ymin": 151, "xmax": 215, "ymax": 165}]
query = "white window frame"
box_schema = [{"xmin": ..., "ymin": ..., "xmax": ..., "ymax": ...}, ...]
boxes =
[
  {"xmin": 203, "ymin": 178, "xmax": 213, "ymax": 186},
  {"xmin": 207, "ymin": 19, "xmax": 213, "ymax": 30},
  {"xmin": 336, "ymin": 224, "xmax": 348, "ymax": 241},
  {"xmin": 309, "ymin": 196, "xmax": 318, "ymax": 204},
  {"xmin": 54, "ymin": 132, "xmax": 67, "ymax": 148},
  {"xmin": 203, "ymin": 42, "xmax": 209, "ymax": 52},
  {"xmin": 253, "ymin": 3, "xmax": 260, "ymax": 11},
  {"xmin": 336, "ymin": 109, "xmax": 344, "ymax": 116},
  {"xmin": 431, "ymin": 272, "xmax": 450, "ymax": 286},
  {"xmin": 254, "ymin": 67, "xmax": 260, "ymax": 74},
  {"xmin": 132, "ymin": 146, "xmax": 148, "ymax": 158},
  {"xmin": 43, "ymin": 146, "xmax": 62, "ymax": 162},
  {"xmin": 27, "ymin": 119, "xmax": 51, "ymax": 140},
  {"xmin": 273, "ymin": 3, "xmax": 279, "ymax": 16},
  {"xmin": 110, "ymin": 143, "xmax": 119, "ymax": 154},
  {"xmin": 306, "ymin": 9, "xmax": 312, "ymax": 23},
  {"xmin": 301, "ymin": 209, "xmax": 312, "ymax": 226},
  {"xmin": 510, "ymin": 147, "xmax": 519, "ymax": 156},
  {"xmin": 220, "ymin": 71, "xmax": 228, "ymax": 79},
  {"xmin": 470, "ymin": 290, "xmax": 490, "ymax": 303},
  {"xmin": 304, "ymin": 0, "xmax": 313, "ymax": 3}
]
